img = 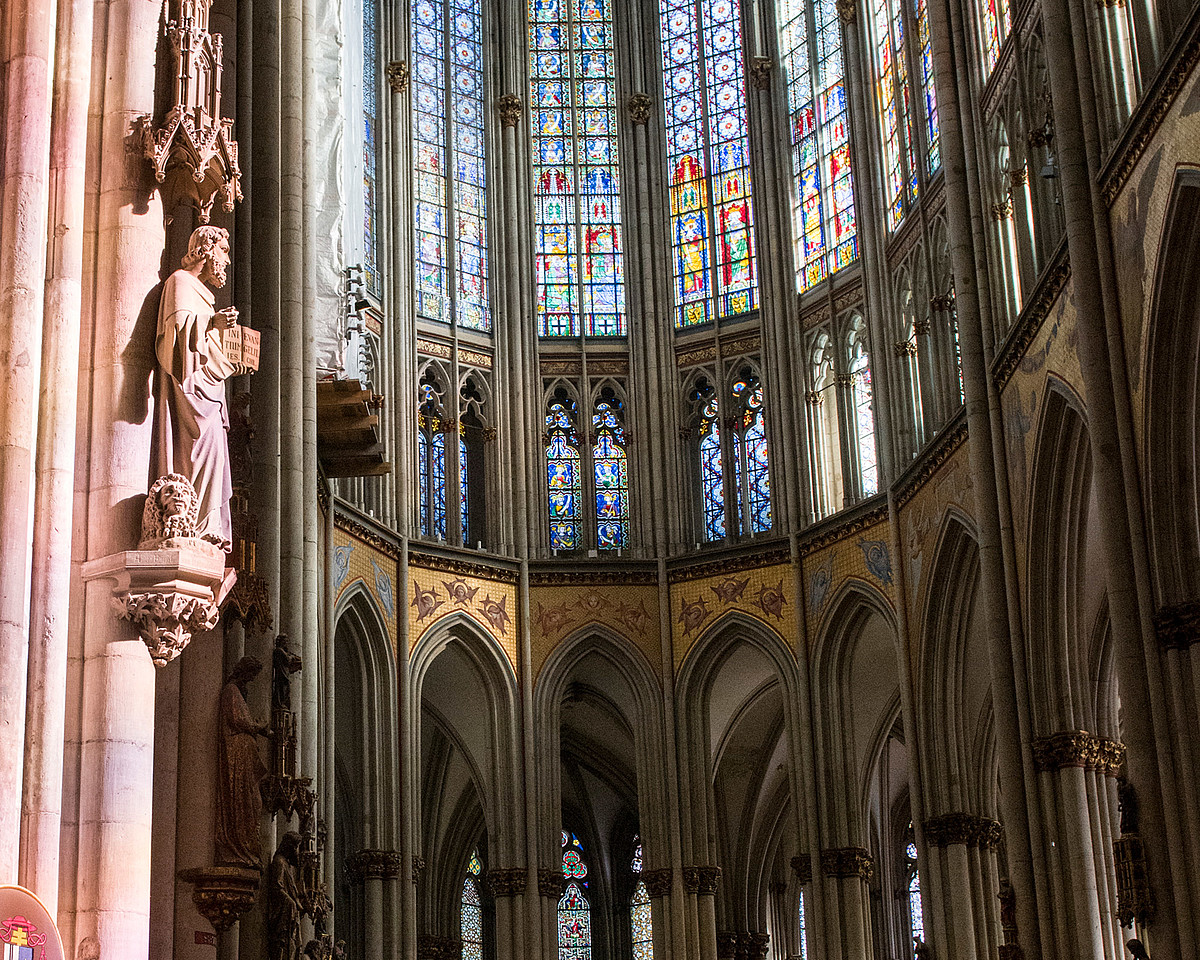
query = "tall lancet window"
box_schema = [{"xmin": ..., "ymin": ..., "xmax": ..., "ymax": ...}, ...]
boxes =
[
  {"xmin": 870, "ymin": 0, "xmax": 918, "ymax": 229},
  {"xmin": 419, "ymin": 379, "xmax": 449, "ymax": 539},
  {"xmin": 530, "ymin": 0, "xmax": 626, "ymax": 337},
  {"xmin": 560, "ymin": 832, "xmax": 592, "ymax": 960},
  {"xmin": 630, "ymin": 839, "xmax": 653, "ymax": 960},
  {"xmin": 546, "ymin": 392, "xmax": 584, "ymax": 549},
  {"xmin": 660, "ymin": 0, "xmax": 758, "ymax": 328},
  {"xmin": 462, "ymin": 850, "xmax": 484, "ymax": 960},
  {"xmin": 364, "ymin": 0, "xmax": 381, "ymax": 295},
  {"xmin": 592, "ymin": 392, "xmax": 629, "ymax": 550},
  {"xmin": 689, "ymin": 378, "xmax": 726, "ymax": 542},
  {"xmin": 848, "ymin": 321, "xmax": 878, "ymax": 497},
  {"xmin": 979, "ymin": 0, "xmax": 1011, "ymax": 74},
  {"xmin": 913, "ymin": 0, "xmax": 939, "ymax": 173},
  {"xmin": 413, "ymin": 0, "xmax": 490, "ymax": 330},
  {"xmin": 779, "ymin": 0, "xmax": 858, "ymax": 291},
  {"xmin": 905, "ymin": 826, "xmax": 925, "ymax": 953},
  {"xmin": 732, "ymin": 374, "xmax": 771, "ymax": 535}
]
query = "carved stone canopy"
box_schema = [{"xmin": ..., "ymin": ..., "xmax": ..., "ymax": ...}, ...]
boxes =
[{"xmin": 83, "ymin": 543, "xmax": 236, "ymax": 666}]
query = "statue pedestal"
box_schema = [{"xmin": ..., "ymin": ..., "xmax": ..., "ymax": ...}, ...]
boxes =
[
  {"xmin": 179, "ymin": 864, "xmax": 262, "ymax": 932},
  {"xmin": 82, "ymin": 545, "xmax": 237, "ymax": 666}
]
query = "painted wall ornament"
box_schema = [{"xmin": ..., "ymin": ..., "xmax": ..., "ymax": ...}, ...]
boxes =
[
  {"xmin": 711, "ymin": 576, "xmax": 749, "ymax": 604},
  {"xmin": 443, "ymin": 578, "xmax": 480, "ymax": 606},
  {"xmin": 810, "ymin": 550, "xmax": 835, "ymax": 613},
  {"xmin": 372, "ymin": 561, "xmax": 395, "ymax": 618},
  {"xmin": 411, "ymin": 583, "xmax": 444, "ymax": 621},
  {"xmin": 857, "ymin": 538, "xmax": 893, "ymax": 585},
  {"xmin": 333, "ymin": 544, "xmax": 353, "ymax": 589},
  {"xmin": 478, "ymin": 595, "xmax": 511, "ymax": 636},
  {"xmin": 755, "ymin": 580, "xmax": 788, "ymax": 620},
  {"xmin": 678, "ymin": 596, "xmax": 712, "ymax": 636},
  {"xmin": 152, "ymin": 226, "xmax": 256, "ymax": 553}
]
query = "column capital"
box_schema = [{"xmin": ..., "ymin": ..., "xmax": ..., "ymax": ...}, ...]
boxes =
[
  {"xmin": 345, "ymin": 848, "xmax": 402, "ymax": 881},
  {"xmin": 496, "ymin": 94, "xmax": 523, "ymax": 127},
  {"xmin": 820, "ymin": 847, "xmax": 874, "ymax": 881},
  {"xmin": 922, "ymin": 813, "xmax": 1003, "ymax": 848},
  {"xmin": 1031, "ymin": 730, "xmax": 1125, "ymax": 775},
  {"xmin": 387, "ymin": 60, "xmax": 410, "ymax": 92},
  {"xmin": 641, "ymin": 868, "xmax": 673, "ymax": 897},
  {"xmin": 835, "ymin": 0, "xmax": 856, "ymax": 23},
  {"xmin": 683, "ymin": 864, "xmax": 721, "ymax": 894},
  {"xmin": 747, "ymin": 57, "xmax": 773, "ymax": 90},
  {"xmin": 627, "ymin": 93, "xmax": 653, "ymax": 125},
  {"xmin": 1154, "ymin": 600, "xmax": 1200, "ymax": 649},
  {"xmin": 789, "ymin": 853, "xmax": 812, "ymax": 884},
  {"xmin": 413, "ymin": 854, "xmax": 427, "ymax": 883},
  {"xmin": 538, "ymin": 867, "xmax": 566, "ymax": 898},
  {"xmin": 485, "ymin": 866, "xmax": 528, "ymax": 896}
]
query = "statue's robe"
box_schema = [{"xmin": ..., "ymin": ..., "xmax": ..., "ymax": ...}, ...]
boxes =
[
  {"xmin": 215, "ymin": 680, "xmax": 267, "ymax": 867},
  {"xmin": 153, "ymin": 268, "xmax": 235, "ymax": 550}
]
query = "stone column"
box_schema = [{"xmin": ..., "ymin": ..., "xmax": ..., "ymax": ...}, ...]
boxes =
[
  {"xmin": 688, "ymin": 866, "xmax": 720, "ymax": 960},
  {"xmin": 643, "ymin": 868, "xmax": 674, "ymax": 960},
  {"xmin": 538, "ymin": 868, "xmax": 564, "ymax": 960},
  {"xmin": 0, "ymin": 0, "xmax": 55, "ymax": 880},
  {"xmin": 348, "ymin": 849, "xmax": 402, "ymax": 960},
  {"xmin": 487, "ymin": 868, "xmax": 527, "ymax": 960},
  {"xmin": 923, "ymin": 814, "xmax": 1004, "ymax": 960},
  {"xmin": 820, "ymin": 848, "xmax": 874, "ymax": 960}
]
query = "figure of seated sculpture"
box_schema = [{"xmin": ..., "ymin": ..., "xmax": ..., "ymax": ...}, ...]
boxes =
[{"xmin": 138, "ymin": 473, "xmax": 222, "ymax": 558}]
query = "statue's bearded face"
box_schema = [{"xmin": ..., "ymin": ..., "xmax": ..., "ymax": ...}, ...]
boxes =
[
  {"xmin": 159, "ymin": 482, "xmax": 187, "ymax": 518},
  {"xmin": 204, "ymin": 237, "xmax": 231, "ymax": 288}
]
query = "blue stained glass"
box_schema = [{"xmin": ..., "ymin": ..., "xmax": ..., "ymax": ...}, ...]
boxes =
[
  {"xmin": 432, "ymin": 431, "xmax": 448, "ymax": 538},
  {"xmin": 699, "ymin": 398, "xmax": 725, "ymax": 541},
  {"xmin": 413, "ymin": 0, "xmax": 490, "ymax": 330},
  {"xmin": 661, "ymin": 0, "xmax": 758, "ymax": 327},
  {"xmin": 560, "ymin": 832, "xmax": 592, "ymax": 960},
  {"xmin": 592, "ymin": 399, "xmax": 628, "ymax": 549},
  {"xmin": 531, "ymin": 0, "xmax": 626, "ymax": 337},
  {"xmin": 462, "ymin": 856, "xmax": 483, "ymax": 960},
  {"xmin": 798, "ymin": 890, "xmax": 809, "ymax": 960},
  {"xmin": 460, "ymin": 433, "xmax": 470, "ymax": 543},
  {"xmin": 732, "ymin": 381, "xmax": 771, "ymax": 535},
  {"xmin": 780, "ymin": 0, "xmax": 858, "ymax": 291},
  {"xmin": 851, "ymin": 353, "xmax": 878, "ymax": 496},
  {"xmin": 547, "ymin": 400, "xmax": 583, "ymax": 549},
  {"xmin": 913, "ymin": 0, "xmax": 939, "ymax": 172},
  {"xmin": 364, "ymin": 0, "xmax": 381, "ymax": 295},
  {"xmin": 419, "ymin": 401, "xmax": 450, "ymax": 539},
  {"xmin": 419, "ymin": 427, "xmax": 430, "ymax": 534}
]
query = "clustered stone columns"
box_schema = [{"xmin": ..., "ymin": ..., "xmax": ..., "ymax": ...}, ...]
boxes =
[
  {"xmin": 819, "ymin": 848, "xmax": 875, "ymax": 960},
  {"xmin": 683, "ymin": 865, "xmax": 722, "ymax": 960},
  {"xmin": 717, "ymin": 930, "xmax": 770, "ymax": 960},
  {"xmin": 346, "ymin": 849, "xmax": 403, "ymax": 960},
  {"xmin": 486, "ymin": 867, "xmax": 527, "ymax": 960},
  {"xmin": 642, "ymin": 868, "xmax": 674, "ymax": 960},
  {"xmin": 921, "ymin": 815, "xmax": 1005, "ymax": 960}
]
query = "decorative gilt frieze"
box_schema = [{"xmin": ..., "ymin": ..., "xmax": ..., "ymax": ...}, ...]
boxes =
[
  {"xmin": 1154, "ymin": 600, "xmax": 1200, "ymax": 649},
  {"xmin": 820, "ymin": 847, "xmax": 874, "ymax": 881},
  {"xmin": 789, "ymin": 854, "xmax": 813, "ymax": 884},
  {"xmin": 1031, "ymin": 730, "xmax": 1125, "ymax": 775},
  {"xmin": 486, "ymin": 867, "xmax": 528, "ymax": 896},
  {"xmin": 345, "ymin": 848, "xmax": 403, "ymax": 881},
  {"xmin": 141, "ymin": 0, "xmax": 242, "ymax": 222},
  {"xmin": 627, "ymin": 93, "xmax": 653, "ymax": 125},
  {"xmin": 387, "ymin": 60, "xmax": 410, "ymax": 92},
  {"xmin": 642, "ymin": 868, "xmax": 673, "ymax": 897},
  {"xmin": 538, "ymin": 867, "xmax": 566, "ymax": 898},
  {"xmin": 417, "ymin": 337, "xmax": 453, "ymax": 360},
  {"xmin": 748, "ymin": 57, "xmax": 773, "ymax": 90},
  {"xmin": 497, "ymin": 94, "xmax": 523, "ymax": 127},
  {"xmin": 458, "ymin": 348, "xmax": 493, "ymax": 370}
]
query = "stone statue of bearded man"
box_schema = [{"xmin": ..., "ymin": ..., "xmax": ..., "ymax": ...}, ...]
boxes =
[{"xmin": 151, "ymin": 226, "xmax": 240, "ymax": 552}]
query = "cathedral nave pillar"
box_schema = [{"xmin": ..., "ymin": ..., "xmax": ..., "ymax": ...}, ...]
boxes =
[
  {"xmin": 486, "ymin": 868, "xmax": 526, "ymax": 960},
  {"xmin": 818, "ymin": 848, "xmax": 874, "ymax": 960}
]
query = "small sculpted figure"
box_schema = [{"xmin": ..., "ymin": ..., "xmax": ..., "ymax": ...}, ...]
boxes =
[
  {"xmin": 153, "ymin": 225, "xmax": 240, "ymax": 552},
  {"xmin": 267, "ymin": 832, "xmax": 305, "ymax": 960},
  {"xmin": 138, "ymin": 472, "xmax": 201, "ymax": 548},
  {"xmin": 272, "ymin": 634, "xmax": 303, "ymax": 713},
  {"xmin": 215, "ymin": 656, "xmax": 270, "ymax": 868}
]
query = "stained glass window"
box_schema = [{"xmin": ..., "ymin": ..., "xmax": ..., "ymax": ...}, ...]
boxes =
[
  {"xmin": 807, "ymin": 331, "xmax": 842, "ymax": 518},
  {"xmin": 849, "ymin": 338, "xmax": 878, "ymax": 497},
  {"xmin": 530, "ymin": 0, "xmax": 627, "ymax": 337},
  {"xmin": 732, "ymin": 379, "xmax": 771, "ymax": 534},
  {"xmin": 660, "ymin": 0, "xmax": 758, "ymax": 328},
  {"xmin": 780, "ymin": 0, "xmax": 858, "ymax": 291},
  {"xmin": 462, "ymin": 850, "xmax": 483, "ymax": 960},
  {"xmin": 631, "ymin": 840, "xmax": 653, "ymax": 960},
  {"xmin": 691, "ymin": 381, "xmax": 726, "ymax": 541},
  {"xmin": 906, "ymin": 836, "xmax": 925, "ymax": 948},
  {"xmin": 913, "ymin": 0, "xmax": 939, "ymax": 173},
  {"xmin": 592, "ymin": 396, "xmax": 629, "ymax": 549},
  {"xmin": 420, "ymin": 383, "xmax": 449, "ymax": 538},
  {"xmin": 798, "ymin": 889, "xmax": 809, "ymax": 960},
  {"xmin": 980, "ymin": 0, "xmax": 1011, "ymax": 74},
  {"xmin": 560, "ymin": 832, "xmax": 592, "ymax": 960},
  {"xmin": 547, "ymin": 396, "xmax": 583, "ymax": 549},
  {"xmin": 414, "ymin": 0, "xmax": 490, "ymax": 330},
  {"xmin": 460, "ymin": 432, "xmax": 470, "ymax": 543},
  {"xmin": 871, "ymin": 0, "xmax": 918, "ymax": 230},
  {"xmin": 364, "ymin": 0, "xmax": 381, "ymax": 295}
]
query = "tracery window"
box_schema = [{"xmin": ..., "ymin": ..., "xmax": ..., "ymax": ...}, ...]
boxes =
[
  {"xmin": 419, "ymin": 377, "xmax": 449, "ymax": 539},
  {"xmin": 905, "ymin": 828, "xmax": 925, "ymax": 954},
  {"xmin": 870, "ymin": 0, "xmax": 918, "ymax": 229},
  {"xmin": 592, "ymin": 392, "xmax": 629, "ymax": 549},
  {"xmin": 418, "ymin": 367, "xmax": 485, "ymax": 544},
  {"xmin": 805, "ymin": 331, "xmax": 843, "ymax": 518},
  {"xmin": 688, "ymin": 378, "xmax": 726, "ymax": 541},
  {"xmin": 363, "ymin": 0, "xmax": 381, "ymax": 295},
  {"xmin": 462, "ymin": 849, "xmax": 484, "ymax": 960},
  {"xmin": 530, "ymin": 0, "xmax": 627, "ymax": 337},
  {"xmin": 732, "ymin": 375, "xmax": 771, "ymax": 535},
  {"xmin": 913, "ymin": 0, "xmax": 939, "ymax": 172},
  {"xmin": 848, "ymin": 319, "xmax": 878, "ymax": 498},
  {"xmin": 560, "ymin": 831, "xmax": 592, "ymax": 960},
  {"xmin": 413, "ymin": 0, "xmax": 490, "ymax": 330},
  {"xmin": 546, "ymin": 392, "xmax": 584, "ymax": 549},
  {"xmin": 779, "ymin": 0, "xmax": 858, "ymax": 291},
  {"xmin": 660, "ymin": 0, "xmax": 758, "ymax": 327},
  {"xmin": 630, "ymin": 839, "xmax": 653, "ymax": 960},
  {"xmin": 979, "ymin": 0, "xmax": 1011, "ymax": 75}
]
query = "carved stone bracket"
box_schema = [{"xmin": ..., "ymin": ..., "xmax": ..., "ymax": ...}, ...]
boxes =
[
  {"xmin": 496, "ymin": 94, "xmax": 523, "ymax": 128},
  {"xmin": 748, "ymin": 57, "xmax": 773, "ymax": 90},
  {"xmin": 538, "ymin": 867, "xmax": 565, "ymax": 898},
  {"xmin": 83, "ymin": 545, "xmax": 235, "ymax": 666},
  {"xmin": 923, "ymin": 813, "xmax": 1003, "ymax": 849},
  {"xmin": 790, "ymin": 853, "xmax": 813, "ymax": 884},
  {"xmin": 179, "ymin": 864, "xmax": 261, "ymax": 932},
  {"xmin": 641, "ymin": 868, "xmax": 673, "ymax": 898},
  {"xmin": 1154, "ymin": 600, "xmax": 1200, "ymax": 649},
  {"xmin": 820, "ymin": 847, "xmax": 875, "ymax": 881},
  {"xmin": 387, "ymin": 60, "xmax": 410, "ymax": 92},
  {"xmin": 485, "ymin": 867, "xmax": 527, "ymax": 897},
  {"xmin": 345, "ymin": 848, "xmax": 403, "ymax": 882},
  {"xmin": 627, "ymin": 93, "xmax": 653, "ymax": 125},
  {"xmin": 1032, "ymin": 730, "xmax": 1125, "ymax": 775}
]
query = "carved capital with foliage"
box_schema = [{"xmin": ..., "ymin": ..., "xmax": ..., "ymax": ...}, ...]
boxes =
[
  {"xmin": 748, "ymin": 57, "xmax": 773, "ymax": 90},
  {"xmin": 820, "ymin": 847, "xmax": 874, "ymax": 881},
  {"xmin": 346, "ymin": 848, "xmax": 403, "ymax": 881},
  {"xmin": 1154, "ymin": 600, "xmax": 1200, "ymax": 649},
  {"xmin": 538, "ymin": 867, "xmax": 566, "ymax": 898},
  {"xmin": 387, "ymin": 60, "xmax": 410, "ymax": 92},
  {"xmin": 179, "ymin": 865, "xmax": 262, "ymax": 932},
  {"xmin": 789, "ymin": 854, "xmax": 813, "ymax": 884},
  {"xmin": 1032, "ymin": 730, "xmax": 1125, "ymax": 775},
  {"xmin": 627, "ymin": 93, "xmax": 653, "ymax": 125},
  {"xmin": 486, "ymin": 867, "xmax": 528, "ymax": 897},
  {"xmin": 641, "ymin": 868, "xmax": 673, "ymax": 897},
  {"xmin": 497, "ymin": 94, "xmax": 523, "ymax": 128}
]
